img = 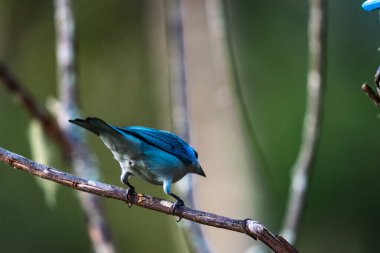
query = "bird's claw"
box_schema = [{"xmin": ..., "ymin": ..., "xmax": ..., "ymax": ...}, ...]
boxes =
[
  {"xmin": 125, "ymin": 187, "xmax": 136, "ymax": 208},
  {"xmin": 170, "ymin": 199, "xmax": 185, "ymax": 222}
]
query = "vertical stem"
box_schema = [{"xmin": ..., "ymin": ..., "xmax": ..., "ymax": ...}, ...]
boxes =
[
  {"xmin": 164, "ymin": 0, "xmax": 212, "ymax": 253},
  {"xmin": 205, "ymin": 0, "xmax": 277, "ymax": 197},
  {"xmin": 166, "ymin": 0, "xmax": 190, "ymax": 141},
  {"xmin": 221, "ymin": 0, "xmax": 270, "ymax": 176},
  {"xmin": 281, "ymin": 0, "xmax": 327, "ymax": 245},
  {"xmin": 53, "ymin": 1, "xmax": 116, "ymax": 252}
]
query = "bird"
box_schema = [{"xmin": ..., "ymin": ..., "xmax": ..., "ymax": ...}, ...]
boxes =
[
  {"xmin": 69, "ymin": 117, "xmax": 205, "ymax": 211},
  {"xmin": 362, "ymin": 0, "xmax": 380, "ymax": 11}
]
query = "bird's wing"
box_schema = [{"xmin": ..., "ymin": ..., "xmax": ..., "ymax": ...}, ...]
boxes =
[{"xmin": 117, "ymin": 126, "xmax": 197, "ymax": 165}]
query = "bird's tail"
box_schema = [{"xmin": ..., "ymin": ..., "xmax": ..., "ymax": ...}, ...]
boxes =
[{"xmin": 69, "ymin": 117, "xmax": 117, "ymax": 136}]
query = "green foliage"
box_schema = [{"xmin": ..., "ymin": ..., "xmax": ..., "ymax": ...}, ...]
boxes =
[{"xmin": 28, "ymin": 119, "xmax": 59, "ymax": 208}]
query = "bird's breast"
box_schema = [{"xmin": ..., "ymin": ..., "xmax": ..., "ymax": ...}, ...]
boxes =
[{"xmin": 100, "ymin": 133, "xmax": 192, "ymax": 186}]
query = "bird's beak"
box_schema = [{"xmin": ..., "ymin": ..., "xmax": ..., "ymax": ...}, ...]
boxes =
[{"xmin": 197, "ymin": 166, "xmax": 206, "ymax": 177}]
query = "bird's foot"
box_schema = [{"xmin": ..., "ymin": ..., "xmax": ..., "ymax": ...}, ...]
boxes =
[
  {"xmin": 125, "ymin": 187, "xmax": 136, "ymax": 208},
  {"xmin": 170, "ymin": 199, "xmax": 185, "ymax": 222}
]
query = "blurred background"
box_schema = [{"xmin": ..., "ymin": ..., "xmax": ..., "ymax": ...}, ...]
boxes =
[{"xmin": 1, "ymin": 0, "xmax": 380, "ymax": 252}]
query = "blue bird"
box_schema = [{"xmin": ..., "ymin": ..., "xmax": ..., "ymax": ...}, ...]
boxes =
[
  {"xmin": 69, "ymin": 117, "xmax": 205, "ymax": 210},
  {"xmin": 362, "ymin": 0, "xmax": 380, "ymax": 11}
]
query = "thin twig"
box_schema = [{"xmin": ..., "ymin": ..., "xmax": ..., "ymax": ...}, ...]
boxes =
[
  {"xmin": 203, "ymin": 3, "xmax": 274, "ymax": 252},
  {"xmin": 362, "ymin": 83, "xmax": 380, "ymax": 106},
  {"xmin": 361, "ymin": 66, "xmax": 380, "ymax": 107},
  {"xmin": 165, "ymin": 0, "xmax": 190, "ymax": 140},
  {"xmin": 53, "ymin": 1, "xmax": 115, "ymax": 252},
  {"xmin": 206, "ymin": 0, "xmax": 276, "ymax": 194},
  {"xmin": 164, "ymin": 1, "xmax": 212, "ymax": 253},
  {"xmin": 0, "ymin": 62, "xmax": 71, "ymax": 158},
  {"xmin": 0, "ymin": 147, "xmax": 299, "ymax": 253},
  {"xmin": 281, "ymin": 0, "xmax": 327, "ymax": 245}
]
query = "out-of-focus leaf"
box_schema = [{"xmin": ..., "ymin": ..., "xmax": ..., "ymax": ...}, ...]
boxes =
[{"xmin": 28, "ymin": 100, "xmax": 62, "ymax": 208}]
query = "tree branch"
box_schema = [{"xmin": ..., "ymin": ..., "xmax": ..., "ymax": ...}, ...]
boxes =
[
  {"xmin": 215, "ymin": 0, "xmax": 275, "ymax": 191},
  {"xmin": 361, "ymin": 66, "xmax": 380, "ymax": 107},
  {"xmin": 362, "ymin": 83, "xmax": 380, "ymax": 106},
  {"xmin": 0, "ymin": 58, "xmax": 116, "ymax": 253},
  {"xmin": 281, "ymin": 0, "xmax": 327, "ymax": 245},
  {"xmin": 53, "ymin": 0, "xmax": 116, "ymax": 252},
  {"xmin": 0, "ymin": 146, "xmax": 299, "ymax": 253},
  {"xmin": 0, "ymin": 62, "xmax": 71, "ymax": 158}
]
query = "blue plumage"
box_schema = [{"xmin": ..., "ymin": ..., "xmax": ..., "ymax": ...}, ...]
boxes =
[
  {"xmin": 69, "ymin": 117, "xmax": 205, "ymax": 208},
  {"xmin": 362, "ymin": 0, "xmax": 380, "ymax": 11},
  {"xmin": 117, "ymin": 126, "xmax": 198, "ymax": 165}
]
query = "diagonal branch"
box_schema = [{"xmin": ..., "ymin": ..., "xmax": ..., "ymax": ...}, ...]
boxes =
[
  {"xmin": 281, "ymin": 0, "xmax": 327, "ymax": 245},
  {"xmin": 0, "ymin": 59, "xmax": 116, "ymax": 252},
  {"xmin": 0, "ymin": 146, "xmax": 299, "ymax": 253},
  {"xmin": 361, "ymin": 66, "xmax": 380, "ymax": 107},
  {"xmin": 362, "ymin": 82, "xmax": 380, "ymax": 106},
  {"xmin": 0, "ymin": 62, "xmax": 71, "ymax": 158}
]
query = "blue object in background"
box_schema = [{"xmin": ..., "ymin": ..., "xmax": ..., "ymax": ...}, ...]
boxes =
[
  {"xmin": 362, "ymin": 0, "xmax": 380, "ymax": 11},
  {"xmin": 69, "ymin": 117, "xmax": 205, "ymax": 207}
]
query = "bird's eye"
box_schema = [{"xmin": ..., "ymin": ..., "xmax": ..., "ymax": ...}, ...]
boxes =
[{"xmin": 194, "ymin": 150, "xmax": 198, "ymax": 159}]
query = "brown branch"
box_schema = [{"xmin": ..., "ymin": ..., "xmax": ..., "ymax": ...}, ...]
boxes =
[
  {"xmin": 0, "ymin": 147, "xmax": 299, "ymax": 253},
  {"xmin": 361, "ymin": 66, "xmax": 380, "ymax": 107},
  {"xmin": 0, "ymin": 59, "xmax": 115, "ymax": 253},
  {"xmin": 0, "ymin": 62, "xmax": 72, "ymax": 158},
  {"xmin": 0, "ymin": 60, "xmax": 116, "ymax": 252},
  {"xmin": 361, "ymin": 83, "xmax": 380, "ymax": 107}
]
